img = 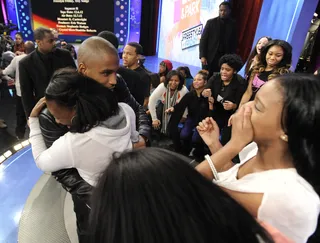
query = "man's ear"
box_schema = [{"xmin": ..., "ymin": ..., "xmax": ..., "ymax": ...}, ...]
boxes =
[
  {"xmin": 78, "ymin": 62, "xmax": 86, "ymax": 75},
  {"xmin": 36, "ymin": 40, "xmax": 41, "ymax": 47}
]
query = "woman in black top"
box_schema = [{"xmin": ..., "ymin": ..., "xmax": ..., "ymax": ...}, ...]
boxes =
[
  {"xmin": 166, "ymin": 70, "xmax": 210, "ymax": 158},
  {"xmin": 203, "ymin": 54, "xmax": 246, "ymax": 130}
]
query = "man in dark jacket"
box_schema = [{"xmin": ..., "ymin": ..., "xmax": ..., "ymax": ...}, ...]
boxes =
[
  {"xmin": 199, "ymin": 2, "xmax": 237, "ymax": 77},
  {"xmin": 19, "ymin": 27, "xmax": 76, "ymax": 117},
  {"xmin": 38, "ymin": 36, "xmax": 151, "ymax": 242},
  {"xmin": 97, "ymin": 30, "xmax": 147, "ymax": 106}
]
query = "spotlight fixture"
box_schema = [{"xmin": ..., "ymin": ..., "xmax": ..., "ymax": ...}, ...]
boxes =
[
  {"xmin": 14, "ymin": 144, "xmax": 23, "ymax": 151},
  {"xmin": 21, "ymin": 140, "xmax": 30, "ymax": 147},
  {"xmin": 3, "ymin": 150, "xmax": 12, "ymax": 158}
]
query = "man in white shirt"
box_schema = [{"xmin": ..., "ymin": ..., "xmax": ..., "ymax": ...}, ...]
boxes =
[{"xmin": 0, "ymin": 41, "xmax": 35, "ymax": 139}]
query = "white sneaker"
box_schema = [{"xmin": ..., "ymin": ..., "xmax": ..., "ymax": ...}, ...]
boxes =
[{"xmin": 0, "ymin": 120, "xmax": 7, "ymax": 128}]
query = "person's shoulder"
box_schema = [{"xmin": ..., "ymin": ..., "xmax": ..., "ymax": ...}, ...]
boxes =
[
  {"xmin": 118, "ymin": 66, "xmax": 140, "ymax": 77},
  {"xmin": 209, "ymin": 72, "xmax": 221, "ymax": 83},
  {"xmin": 15, "ymin": 53, "xmax": 27, "ymax": 62},
  {"xmin": 19, "ymin": 51, "xmax": 34, "ymax": 64},
  {"xmin": 263, "ymin": 178, "xmax": 320, "ymax": 228},
  {"xmin": 233, "ymin": 74, "xmax": 246, "ymax": 85},
  {"xmin": 207, "ymin": 17, "xmax": 218, "ymax": 23},
  {"xmin": 119, "ymin": 102, "xmax": 134, "ymax": 113},
  {"xmin": 54, "ymin": 47, "xmax": 72, "ymax": 56}
]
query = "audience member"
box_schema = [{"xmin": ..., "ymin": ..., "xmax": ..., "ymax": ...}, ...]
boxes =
[
  {"xmin": 89, "ymin": 148, "xmax": 274, "ymax": 243},
  {"xmin": 166, "ymin": 70, "xmax": 210, "ymax": 160},
  {"xmin": 149, "ymin": 73, "xmax": 160, "ymax": 94},
  {"xmin": 13, "ymin": 32, "xmax": 25, "ymax": 55},
  {"xmin": 245, "ymin": 36, "xmax": 272, "ymax": 76},
  {"xmin": 123, "ymin": 42, "xmax": 151, "ymax": 107},
  {"xmin": 202, "ymin": 54, "xmax": 246, "ymax": 145},
  {"xmin": 98, "ymin": 31, "xmax": 146, "ymax": 106},
  {"xmin": 139, "ymin": 56, "xmax": 153, "ymax": 73},
  {"xmin": 199, "ymin": 2, "xmax": 237, "ymax": 77},
  {"xmin": 19, "ymin": 27, "xmax": 76, "ymax": 117},
  {"xmin": 177, "ymin": 66, "xmax": 194, "ymax": 90},
  {"xmin": 148, "ymin": 70, "xmax": 188, "ymax": 135},
  {"xmin": 159, "ymin": 60, "xmax": 173, "ymax": 83},
  {"xmin": 240, "ymin": 39, "xmax": 292, "ymax": 106},
  {"xmin": 1, "ymin": 41, "xmax": 35, "ymax": 139},
  {"xmin": 197, "ymin": 74, "xmax": 320, "ymax": 243},
  {"xmin": 64, "ymin": 44, "xmax": 77, "ymax": 67}
]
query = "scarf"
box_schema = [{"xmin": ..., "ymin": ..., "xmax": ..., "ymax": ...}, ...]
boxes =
[{"xmin": 161, "ymin": 87, "xmax": 178, "ymax": 135}]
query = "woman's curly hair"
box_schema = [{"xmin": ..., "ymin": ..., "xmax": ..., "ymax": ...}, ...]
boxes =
[{"xmin": 251, "ymin": 39, "xmax": 292, "ymax": 80}]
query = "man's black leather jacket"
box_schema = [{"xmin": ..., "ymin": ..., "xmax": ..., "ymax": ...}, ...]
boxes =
[{"xmin": 39, "ymin": 75, "xmax": 151, "ymax": 204}]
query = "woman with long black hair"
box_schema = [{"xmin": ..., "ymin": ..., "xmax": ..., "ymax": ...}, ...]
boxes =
[
  {"xmin": 29, "ymin": 68, "xmax": 139, "ymax": 186},
  {"xmin": 197, "ymin": 73, "xmax": 320, "ymax": 242},
  {"xmin": 89, "ymin": 148, "xmax": 275, "ymax": 243}
]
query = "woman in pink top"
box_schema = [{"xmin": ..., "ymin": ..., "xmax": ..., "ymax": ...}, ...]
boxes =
[{"xmin": 240, "ymin": 40, "xmax": 292, "ymax": 106}]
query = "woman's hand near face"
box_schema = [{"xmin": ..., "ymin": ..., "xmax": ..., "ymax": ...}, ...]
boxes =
[
  {"xmin": 229, "ymin": 105, "xmax": 254, "ymax": 150},
  {"xmin": 30, "ymin": 97, "xmax": 46, "ymax": 118}
]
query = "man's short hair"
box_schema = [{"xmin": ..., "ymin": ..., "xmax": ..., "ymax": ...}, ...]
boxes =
[
  {"xmin": 24, "ymin": 41, "xmax": 35, "ymax": 54},
  {"xmin": 78, "ymin": 36, "xmax": 118, "ymax": 64},
  {"xmin": 98, "ymin": 31, "xmax": 119, "ymax": 49},
  {"xmin": 34, "ymin": 27, "xmax": 52, "ymax": 41},
  {"xmin": 127, "ymin": 42, "xmax": 143, "ymax": 55},
  {"xmin": 219, "ymin": 1, "xmax": 232, "ymax": 9}
]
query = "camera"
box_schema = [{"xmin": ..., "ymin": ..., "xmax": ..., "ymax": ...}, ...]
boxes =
[{"xmin": 0, "ymin": 21, "xmax": 18, "ymax": 35}]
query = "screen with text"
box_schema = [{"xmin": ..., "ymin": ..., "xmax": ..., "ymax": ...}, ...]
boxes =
[{"xmin": 31, "ymin": 0, "xmax": 114, "ymax": 41}]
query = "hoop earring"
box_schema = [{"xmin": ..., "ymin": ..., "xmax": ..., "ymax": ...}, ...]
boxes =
[{"xmin": 71, "ymin": 115, "xmax": 77, "ymax": 125}]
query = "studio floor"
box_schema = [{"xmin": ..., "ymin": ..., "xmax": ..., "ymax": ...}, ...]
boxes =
[{"xmin": 0, "ymin": 56, "xmax": 200, "ymax": 243}]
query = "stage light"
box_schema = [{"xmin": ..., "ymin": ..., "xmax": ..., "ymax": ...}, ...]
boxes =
[
  {"xmin": 0, "ymin": 155, "xmax": 5, "ymax": 163},
  {"xmin": 21, "ymin": 140, "xmax": 30, "ymax": 147},
  {"xmin": 3, "ymin": 150, "xmax": 12, "ymax": 158},
  {"xmin": 14, "ymin": 143, "xmax": 23, "ymax": 151}
]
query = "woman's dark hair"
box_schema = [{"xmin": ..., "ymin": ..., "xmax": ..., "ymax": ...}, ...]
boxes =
[
  {"xmin": 197, "ymin": 69, "xmax": 209, "ymax": 81},
  {"xmin": 219, "ymin": 54, "xmax": 244, "ymax": 72},
  {"xmin": 150, "ymin": 73, "xmax": 160, "ymax": 89},
  {"xmin": 45, "ymin": 67, "xmax": 119, "ymax": 133},
  {"xmin": 177, "ymin": 66, "xmax": 193, "ymax": 79},
  {"xmin": 15, "ymin": 32, "xmax": 23, "ymax": 39},
  {"xmin": 245, "ymin": 36, "xmax": 272, "ymax": 75},
  {"xmin": 277, "ymin": 73, "xmax": 320, "ymax": 193},
  {"xmin": 89, "ymin": 148, "xmax": 273, "ymax": 243},
  {"xmin": 164, "ymin": 70, "xmax": 185, "ymax": 90},
  {"xmin": 252, "ymin": 39, "xmax": 292, "ymax": 80}
]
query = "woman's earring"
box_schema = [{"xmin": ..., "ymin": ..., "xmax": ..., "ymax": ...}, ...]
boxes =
[
  {"xmin": 71, "ymin": 116, "xmax": 77, "ymax": 125},
  {"xmin": 280, "ymin": 134, "xmax": 288, "ymax": 142}
]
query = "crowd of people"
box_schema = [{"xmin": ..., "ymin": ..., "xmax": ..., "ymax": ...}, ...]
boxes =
[{"xmin": 0, "ymin": 1, "xmax": 319, "ymax": 243}]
